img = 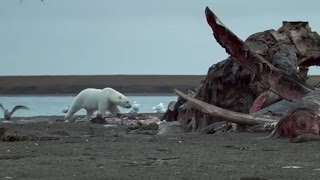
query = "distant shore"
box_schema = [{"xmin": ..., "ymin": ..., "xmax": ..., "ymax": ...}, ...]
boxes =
[
  {"xmin": 0, "ymin": 75, "xmax": 205, "ymax": 95},
  {"xmin": 0, "ymin": 74, "xmax": 319, "ymax": 95}
]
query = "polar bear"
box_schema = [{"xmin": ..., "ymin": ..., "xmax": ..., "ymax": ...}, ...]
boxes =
[{"xmin": 65, "ymin": 87, "xmax": 132, "ymax": 122}]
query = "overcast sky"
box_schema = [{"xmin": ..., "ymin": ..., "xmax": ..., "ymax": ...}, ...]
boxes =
[{"xmin": 1, "ymin": 0, "xmax": 320, "ymax": 75}]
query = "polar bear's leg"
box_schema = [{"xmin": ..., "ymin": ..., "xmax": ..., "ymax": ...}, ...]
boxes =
[
  {"xmin": 109, "ymin": 104, "xmax": 120, "ymax": 115},
  {"xmin": 86, "ymin": 109, "xmax": 94, "ymax": 120},
  {"xmin": 97, "ymin": 100, "xmax": 109, "ymax": 117},
  {"xmin": 65, "ymin": 106, "xmax": 81, "ymax": 122}
]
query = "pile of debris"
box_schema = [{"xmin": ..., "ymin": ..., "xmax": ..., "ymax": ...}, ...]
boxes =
[{"xmin": 164, "ymin": 7, "xmax": 320, "ymax": 142}]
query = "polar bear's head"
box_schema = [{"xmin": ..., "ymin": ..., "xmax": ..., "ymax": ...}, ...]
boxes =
[{"xmin": 109, "ymin": 89, "xmax": 132, "ymax": 109}]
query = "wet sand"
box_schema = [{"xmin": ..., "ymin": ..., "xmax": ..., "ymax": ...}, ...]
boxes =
[{"xmin": 0, "ymin": 116, "xmax": 319, "ymax": 180}]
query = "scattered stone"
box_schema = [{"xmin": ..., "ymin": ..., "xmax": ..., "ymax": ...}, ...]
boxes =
[{"xmin": 157, "ymin": 121, "xmax": 184, "ymax": 135}]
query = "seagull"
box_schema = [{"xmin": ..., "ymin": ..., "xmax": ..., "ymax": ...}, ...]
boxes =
[
  {"xmin": 152, "ymin": 102, "xmax": 166, "ymax": 113},
  {"xmin": 62, "ymin": 106, "xmax": 70, "ymax": 113},
  {"xmin": 127, "ymin": 101, "xmax": 140, "ymax": 114},
  {"xmin": 0, "ymin": 103, "xmax": 30, "ymax": 120}
]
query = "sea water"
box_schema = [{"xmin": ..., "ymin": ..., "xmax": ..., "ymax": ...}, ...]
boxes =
[{"xmin": 0, "ymin": 94, "xmax": 177, "ymax": 117}]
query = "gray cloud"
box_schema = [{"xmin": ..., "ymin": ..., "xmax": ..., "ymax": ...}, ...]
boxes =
[{"xmin": 0, "ymin": 0, "xmax": 319, "ymax": 75}]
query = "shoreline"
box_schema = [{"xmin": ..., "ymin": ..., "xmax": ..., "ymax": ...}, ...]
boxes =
[
  {"xmin": 0, "ymin": 75, "xmax": 205, "ymax": 95},
  {"xmin": 0, "ymin": 113, "xmax": 165, "ymax": 122},
  {"xmin": 0, "ymin": 74, "xmax": 319, "ymax": 95},
  {"xmin": 0, "ymin": 92, "xmax": 177, "ymax": 96}
]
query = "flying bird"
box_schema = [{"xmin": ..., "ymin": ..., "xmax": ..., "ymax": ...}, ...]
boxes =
[
  {"xmin": 127, "ymin": 101, "xmax": 140, "ymax": 114},
  {"xmin": 152, "ymin": 102, "xmax": 166, "ymax": 113},
  {"xmin": 0, "ymin": 103, "xmax": 30, "ymax": 120}
]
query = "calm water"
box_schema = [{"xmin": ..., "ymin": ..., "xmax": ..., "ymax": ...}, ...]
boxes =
[{"xmin": 0, "ymin": 95, "xmax": 177, "ymax": 117}]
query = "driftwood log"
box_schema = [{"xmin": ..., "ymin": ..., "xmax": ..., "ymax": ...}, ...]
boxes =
[
  {"xmin": 167, "ymin": 6, "xmax": 320, "ymax": 136},
  {"xmin": 174, "ymin": 89, "xmax": 277, "ymax": 126},
  {"xmin": 176, "ymin": 88, "xmax": 320, "ymax": 138}
]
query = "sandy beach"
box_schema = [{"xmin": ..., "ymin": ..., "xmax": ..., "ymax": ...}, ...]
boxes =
[{"xmin": 0, "ymin": 116, "xmax": 319, "ymax": 180}]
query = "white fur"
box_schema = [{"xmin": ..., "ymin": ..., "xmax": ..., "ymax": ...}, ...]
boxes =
[{"xmin": 65, "ymin": 88, "xmax": 132, "ymax": 122}]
